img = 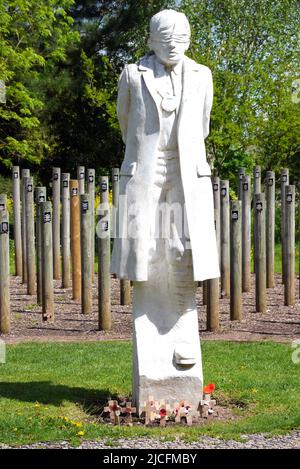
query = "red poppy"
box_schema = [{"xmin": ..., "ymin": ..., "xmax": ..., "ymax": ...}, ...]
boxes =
[
  {"xmin": 203, "ymin": 383, "xmax": 215, "ymax": 394},
  {"xmin": 159, "ymin": 408, "xmax": 167, "ymax": 417}
]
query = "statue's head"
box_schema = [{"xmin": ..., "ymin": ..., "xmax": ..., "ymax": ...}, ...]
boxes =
[{"xmin": 148, "ymin": 9, "xmax": 190, "ymax": 66}]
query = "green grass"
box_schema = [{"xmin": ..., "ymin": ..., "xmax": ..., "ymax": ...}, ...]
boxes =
[{"xmin": 0, "ymin": 341, "xmax": 299, "ymax": 446}]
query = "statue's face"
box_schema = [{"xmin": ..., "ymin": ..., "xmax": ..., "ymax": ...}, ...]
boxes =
[{"xmin": 150, "ymin": 22, "xmax": 190, "ymax": 66}]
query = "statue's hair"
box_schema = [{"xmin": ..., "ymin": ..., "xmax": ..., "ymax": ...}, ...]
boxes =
[{"xmin": 149, "ymin": 9, "xmax": 191, "ymax": 40}]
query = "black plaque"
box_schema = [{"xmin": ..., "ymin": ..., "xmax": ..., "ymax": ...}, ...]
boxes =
[
  {"xmin": 255, "ymin": 171, "xmax": 260, "ymax": 178},
  {"xmin": 13, "ymin": 172, "xmax": 18, "ymax": 179},
  {"xmin": 0, "ymin": 222, "xmax": 8, "ymax": 234},
  {"xmin": 43, "ymin": 212, "xmax": 51, "ymax": 223},
  {"xmin": 221, "ymin": 187, "xmax": 227, "ymax": 197},
  {"xmin": 63, "ymin": 180, "xmax": 68, "ymax": 188},
  {"xmin": 101, "ymin": 182, "xmax": 108, "ymax": 191},
  {"xmin": 239, "ymin": 173, "xmax": 244, "ymax": 180},
  {"xmin": 268, "ymin": 178, "xmax": 274, "ymax": 186},
  {"xmin": 243, "ymin": 182, "xmax": 248, "ymax": 191},
  {"xmin": 113, "ymin": 174, "xmax": 119, "ymax": 182},
  {"xmin": 286, "ymin": 193, "xmax": 293, "ymax": 203},
  {"xmin": 231, "ymin": 210, "xmax": 238, "ymax": 221},
  {"xmin": 79, "ymin": 172, "xmax": 84, "ymax": 180},
  {"xmin": 88, "ymin": 175, "xmax": 94, "ymax": 183},
  {"xmin": 281, "ymin": 174, "xmax": 287, "ymax": 183},
  {"xmin": 53, "ymin": 173, "xmax": 59, "ymax": 181},
  {"xmin": 0, "ymin": 203, "xmax": 5, "ymax": 210},
  {"xmin": 39, "ymin": 195, "xmax": 45, "ymax": 202},
  {"xmin": 82, "ymin": 200, "xmax": 89, "ymax": 212},
  {"xmin": 71, "ymin": 187, "xmax": 78, "ymax": 197},
  {"xmin": 27, "ymin": 184, "xmax": 33, "ymax": 193},
  {"xmin": 256, "ymin": 202, "xmax": 263, "ymax": 212},
  {"xmin": 213, "ymin": 183, "xmax": 219, "ymax": 191}
]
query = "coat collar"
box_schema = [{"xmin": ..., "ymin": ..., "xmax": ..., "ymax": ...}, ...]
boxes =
[{"xmin": 137, "ymin": 53, "xmax": 201, "ymax": 126}]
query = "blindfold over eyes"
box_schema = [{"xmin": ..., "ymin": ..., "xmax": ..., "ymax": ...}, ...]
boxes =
[{"xmin": 150, "ymin": 33, "xmax": 190, "ymax": 44}]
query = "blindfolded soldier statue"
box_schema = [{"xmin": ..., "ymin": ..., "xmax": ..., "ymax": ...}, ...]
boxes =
[{"xmin": 111, "ymin": 9, "xmax": 220, "ymax": 414}]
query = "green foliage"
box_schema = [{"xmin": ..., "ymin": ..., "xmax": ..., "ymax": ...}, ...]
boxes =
[
  {"xmin": 180, "ymin": 0, "xmax": 300, "ymax": 179},
  {"xmin": 0, "ymin": 0, "xmax": 79, "ymax": 168}
]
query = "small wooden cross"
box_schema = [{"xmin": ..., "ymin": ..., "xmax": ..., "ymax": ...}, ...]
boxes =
[
  {"xmin": 122, "ymin": 401, "xmax": 136, "ymax": 424},
  {"xmin": 174, "ymin": 400, "xmax": 193, "ymax": 426},
  {"xmin": 141, "ymin": 396, "xmax": 157, "ymax": 425},
  {"xmin": 104, "ymin": 400, "xmax": 121, "ymax": 424}
]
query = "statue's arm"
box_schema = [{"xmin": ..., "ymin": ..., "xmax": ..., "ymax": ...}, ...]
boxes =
[
  {"xmin": 202, "ymin": 68, "xmax": 213, "ymax": 139},
  {"xmin": 117, "ymin": 65, "xmax": 130, "ymax": 144}
]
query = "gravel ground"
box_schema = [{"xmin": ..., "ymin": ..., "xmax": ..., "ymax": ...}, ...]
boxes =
[
  {"xmin": 2, "ymin": 273, "xmax": 300, "ymax": 344},
  {"xmin": 1, "ymin": 431, "xmax": 300, "ymax": 449}
]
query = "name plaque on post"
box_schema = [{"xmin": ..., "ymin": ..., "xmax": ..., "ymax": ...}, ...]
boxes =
[
  {"xmin": 71, "ymin": 187, "xmax": 78, "ymax": 197},
  {"xmin": 63, "ymin": 180, "xmax": 69, "ymax": 188},
  {"xmin": 231, "ymin": 210, "xmax": 238, "ymax": 221},
  {"xmin": 256, "ymin": 202, "xmax": 263, "ymax": 212},
  {"xmin": 213, "ymin": 183, "xmax": 218, "ymax": 191},
  {"xmin": 286, "ymin": 193, "xmax": 293, "ymax": 203},
  {"xmin": 88, "ymin": 175, "xmax": 94, "ymax": 183},
  {"xmin": 101, "ymin": 182, "xmax": 108, "ymax": 192},
  {"xmin": 0, "ymin": 222, "xmax": 8, "ymax": 234},
  {"xmin": 221, "ymin": 187, "xmax": 227, "ymax": 197},
  {"xmin": 27, "ymin": 184, "xmax": 33, "ymax": 193},
  {"xmin": 43, "ymin": 212, "xmax": 51, "ymax": 223},
  {"xmin": 82, "ymin": 200, "xmax": 89, "ymax": 212}
]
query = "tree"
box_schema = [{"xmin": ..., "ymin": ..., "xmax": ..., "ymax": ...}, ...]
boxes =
[
  {"xmin": 0, "ymin": 0, "xmax": 78, "ymax": 169},
  {"xmin": 180, "ymin": 0, "xmax": 300, "ymax": 186}
]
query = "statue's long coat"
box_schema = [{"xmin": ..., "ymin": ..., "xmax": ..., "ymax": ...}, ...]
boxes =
[{"xmin": 110, "ymin": 53, "xmax": 220, "ymax": 281}]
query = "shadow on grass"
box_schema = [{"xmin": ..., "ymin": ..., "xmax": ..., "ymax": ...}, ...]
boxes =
[{"xmin": 0, "ymin": 381, "xmax": 122, "ymax": 415}]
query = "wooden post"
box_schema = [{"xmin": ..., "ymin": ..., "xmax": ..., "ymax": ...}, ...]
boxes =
[
  {"xmin": 80, "ymin": 194, "xmax": 93, "ymax": 314},
  {"xmin": 36, "ymin": 187, "xmax": 46, "ymax": 305},
  {"xmin": 265, "ymin": 171, "xmax": 275, "ymax": 288},
  {"xmin": 0, "ymin": 210, "xmax": 10, "ymax": 333},
  {"xmin": 237, "ymin": 167, "xmax": 245, "ymax": 200},
  {"xmin": 70, "ymin": 180, "xmax": 81, "ymax": 301},
  {"xmin": 281, "ymin": 169, "xmax": 289, "ymax": 283},
  {"xmin": 25, "ymin": 177, "xmax": 36, "ymax": 295},
  {"xmin": 220, "ymin": 180, "xmax": 230, "ymax": 297},
  {"xmin": 212, "ymin": 177, "xmax": 221, "ymax": 260},
  {"xmin": 284, "ymin": 185, "xmax": 295, "ymax": 306},
  {"xmin": 98, "ymin": 176, "xmax": 111, "ymax": 330},
  {"xmin": 242, "ymin": 175, "xmax": 251, "ymax": 292},
  {"xmin": 207, "ymin": 208, "xmax": 220, "ymax": 331},
  {"xmin": 87, "ymin": 169, "xmax": 95, "ymax": 283},
  {"xmin": 254, "ymin": 193, "xmax": 267, "ymax": 313},
  {"xmin": 61, "ymin": 173, "xmax": 71, "ymax": 289},
  {"xmin": 253, "ymin": 166, "xmax": 261, "ymax": 195},
  {"xmin": 0, "ymin": 193, "xmax": 6, "ymax": 210},
  {"xmin": 21, "ymin": 169, "xmax": 30, "ymax": 283},
  {"xmin": 77, "ymin": 166, "xmax": 85, "ymax": 195},
  {"xmin": 230, "ymin": 200, "xmax": 242, "ymax": 320},
  {"xmin": 52, "ymin": 167, "xmax": 61, "ymax": 280},
  {"xmin": 40, "ymin": 201, "xmax": 54, "ymax": 321},
  {"xmin": 12, "ymin": 166, "xmax": 22, "ymax": 276}
]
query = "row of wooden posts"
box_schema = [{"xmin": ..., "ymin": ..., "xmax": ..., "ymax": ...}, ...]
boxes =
[
  {"xmin": 0, "ymin": 165, "xmax": 299, "ymax": 334},
  {"xmin": 206, "ymin": 166, "xmax": 299, "ymax": 331},
  {"xmin": 0, "ymin": 166, "xmax": 130, "ymax": 333}
]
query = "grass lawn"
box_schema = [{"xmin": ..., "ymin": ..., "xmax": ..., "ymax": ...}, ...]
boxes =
[{"xmin": 0, "ymin": 340, "xmax": 299, "ymax": 446}]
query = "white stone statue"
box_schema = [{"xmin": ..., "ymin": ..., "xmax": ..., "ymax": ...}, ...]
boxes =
[{"xmin": 111, "ymin": 9, "xmax": 220, "ymax": 414}]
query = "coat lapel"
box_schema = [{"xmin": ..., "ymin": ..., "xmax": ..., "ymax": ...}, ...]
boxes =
[
  {"xmin": 138, "ymin": 54, "xmax": 161, "ymax": 113},
  {"xmin": 177, "ymin": 56, "xmax": 200, "ymax": 130}
]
